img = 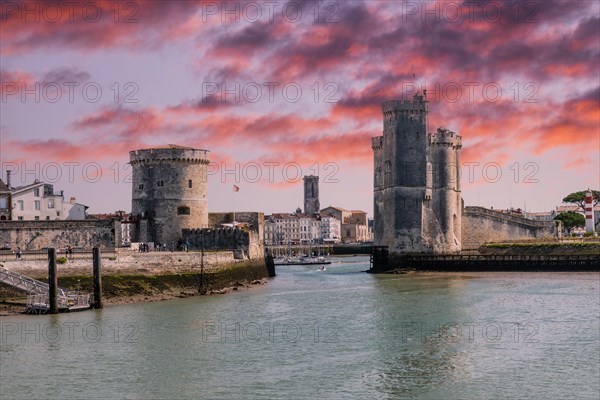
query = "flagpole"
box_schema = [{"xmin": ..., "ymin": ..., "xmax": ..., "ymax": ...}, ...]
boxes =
[{"xmin": 233, "ymin": 188, "xmax": 236, "ymax": 227}]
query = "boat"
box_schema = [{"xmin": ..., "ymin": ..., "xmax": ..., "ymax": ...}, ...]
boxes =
[{"xmin": 274, "ymin": 255, "xmax": 332, "ymax": 266}]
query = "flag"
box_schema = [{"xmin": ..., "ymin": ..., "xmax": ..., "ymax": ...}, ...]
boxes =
[{"xmin": 233, "ymin": 185, "xmax": 239, "ymax": 192}]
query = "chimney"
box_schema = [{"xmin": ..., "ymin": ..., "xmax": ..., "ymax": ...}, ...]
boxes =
[
  {"xmin": 6, "ymin": 170, "xmax": 11, "ymax": 189},
  {"xmin": 70, "ymin": 197, "xmax": 76, "ymax": 204}
]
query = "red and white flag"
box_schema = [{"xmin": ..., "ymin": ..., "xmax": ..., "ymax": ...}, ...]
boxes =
[{"xmin": 233, "ymin": 185, "xmax": 239, "ymax": 192}]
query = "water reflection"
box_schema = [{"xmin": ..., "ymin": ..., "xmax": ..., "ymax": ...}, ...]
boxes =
[{"xmin": 1, "ymin": 260, "xmax": 598, "ymax": 400}]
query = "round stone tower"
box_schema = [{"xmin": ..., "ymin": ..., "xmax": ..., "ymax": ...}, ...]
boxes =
[
  {"xmin": 428, "ymin": 127, "xmax": 462, "ymax": 253},
  {"xmin": 130, "ymin": 145, "xmax": 210, "ymax": 244}
]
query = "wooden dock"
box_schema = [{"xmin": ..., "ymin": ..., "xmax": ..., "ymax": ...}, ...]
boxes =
[{"xmin": 370, "ymin": 252, "xmax": 600, "ymax": 272}]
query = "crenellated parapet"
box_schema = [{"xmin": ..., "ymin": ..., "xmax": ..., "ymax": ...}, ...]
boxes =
[
  {"xmin": 429, "ymin": 127, "xmax": 462, "ymax": 149},
  {"xmin": 371, "ymin": 136, "xmax": 383, "ymax": 150},
  {"xmin": 129, "ymin": 145, "xmax": 210, "ymax": 166}
]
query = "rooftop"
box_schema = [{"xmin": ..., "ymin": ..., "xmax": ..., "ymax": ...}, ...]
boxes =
[{"xmin": 321, "ymin": 206, "xmax": 350, "ymax": 212}]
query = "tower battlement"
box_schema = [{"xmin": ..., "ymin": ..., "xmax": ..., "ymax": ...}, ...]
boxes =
[
  {"xmin": 371, "ymin": 136, "xmax": 383, "ymax": 150},
  {"xmin": 429, "ymin": 128, "xmax": 462, "ymax": 148},
  {"xmin": 382, "ymin": 94, "xmax": 429, "ymax": 117},
  {"xmin": 129, "ymin": 146, "xmax": 210, "ymax": 166}
]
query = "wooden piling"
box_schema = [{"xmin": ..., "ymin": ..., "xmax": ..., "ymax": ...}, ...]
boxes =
[
  {"xmin": 265, "ymin": 248, "xmax": 276, "ymax": 277},
  {"xmin": 48, "ymin": 248, "xmax": 58, "ymax": 314},
  {"xmin": 92, "ymin": 247, "xmax": 103, "ymax": 309},
  {"xmin": 198, "ymin": 248, "xmax": 206, "ymax": 294}
]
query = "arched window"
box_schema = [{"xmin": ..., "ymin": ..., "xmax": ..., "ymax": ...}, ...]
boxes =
[{"xmin": 188, "ymin": 180, "xmax": 192, "ymax": 188}]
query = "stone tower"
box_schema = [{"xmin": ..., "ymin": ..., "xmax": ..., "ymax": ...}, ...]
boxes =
[
  {"xmin": 130, "ymin": 145, "xmax": 210, "ymax": 244},
  {"xmin": 372, "ymin": 93, "xmax": 462, "ymax": 254},
  {"xmin": 303, "ymin": 175, "xmax": 320, "ymax": 215}
]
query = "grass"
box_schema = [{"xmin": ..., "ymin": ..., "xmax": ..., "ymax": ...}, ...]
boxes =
[
  {"xmin": 483, "ymin": 242, "xmax": 600, "ymax": 248},
  {"xmin": 480, "ymin": 241, "xmax": 600, "ymax": 255}
]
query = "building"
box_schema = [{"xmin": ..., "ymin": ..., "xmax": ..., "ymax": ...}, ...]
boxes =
[
  {"xmin": 342, "ymin": 223, "xmax": 370, "ymax": 243},
  {"xmin": 264, "ymin": 213, "xmax": 301, "ymax": 245},
  {"xmin": 372, "ymin": 93, "xmax": 560, "ymax": 258},
  {"xmin": 319, "ymin": 207, "xmax": 370, "ymax": 243},
  {"xmin": 346, "ymin": 210, "xmax": 367, "ymax": 225},
  {"xmin": 130, "ymin": 144, "xmax": 210, "ymax": 244},
  {"xmin": 264, "ymin": 213, "xmax": 341, "ymax": 245},
  {"xmin": 303, "ymin": 175, "xmax": 320, "ymax": 216},
  {"xmin": 0, "ymin": 178, "xmax": 10, "ymax": 220},
  {"xmin": 0, "ymin": 177, "xmax": 88, "ymax": 221},
  {"xmin": 321, "ymin": 216, "xmax": 341, "ymax": 243},
  {"xmin": 88, "ymin": 211, "xmax": 135, "ymax": 246},
  {"xmin": 320, "ymin": 206, "xmax": 352, "ymax": 223},
  {"xmin": 372, "ymin": 92, "xmax": 462, "ymax": 254},
  {"xmin": 527, "ymin": 204, "xmax": 600, "ymax": 232}
]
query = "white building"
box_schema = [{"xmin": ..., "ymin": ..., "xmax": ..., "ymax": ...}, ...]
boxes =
[
  {"xmin": 321, "ymin": 217, "xmax": 341, "ymax": 243},
  {"xmin": 264, "ymin": 213, "xmax": 342, "ymax": 245},
  {"xmin": 1, "ymin": 180, "xmax": 88, "ymax": 221}
]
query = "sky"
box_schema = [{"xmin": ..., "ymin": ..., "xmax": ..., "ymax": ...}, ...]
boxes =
[{"xmin": 1, "ymin": 0, "xmax": 599, "ymax": 217}]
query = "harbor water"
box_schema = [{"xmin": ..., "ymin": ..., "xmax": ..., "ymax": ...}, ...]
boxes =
[{"xmin": 1, "ymin": 256, "xmax": 599, "ymax": 399}]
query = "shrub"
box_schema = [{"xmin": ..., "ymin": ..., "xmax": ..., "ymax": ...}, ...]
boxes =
[{"xmin": 56, "ymin": 256, "xmax": 68, "ymax": 264}]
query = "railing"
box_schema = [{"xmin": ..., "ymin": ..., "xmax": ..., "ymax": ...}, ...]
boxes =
[
  {"xmin": 395, "ymin": 253, "xmax": 600, "ymax": 271},
  {"xmin": 26, "ymin": 293, "xmax": 91, "ymax": 314},
  {"xmin": 0, "ymin": 248, "xmax": 117, "ymax": 262},
  {"xmin": 0, "ymin": 266, "xmax": 52, "ymax": 294}
]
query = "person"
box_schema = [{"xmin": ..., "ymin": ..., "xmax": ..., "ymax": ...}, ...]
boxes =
[{"xmin": 16, "ymin": 246, "xmax": 22, "ymax": 260}]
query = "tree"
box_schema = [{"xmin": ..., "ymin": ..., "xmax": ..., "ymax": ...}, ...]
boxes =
[
  {"xmin": 562, "ymin": 190, "xmax": 600, "ymax": 211},
  {"xmin": 554, "ymin": 211, "xmax": 585, "ymax": 234}
]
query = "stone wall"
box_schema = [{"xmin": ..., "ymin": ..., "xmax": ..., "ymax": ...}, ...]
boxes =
[
  {"xmin": 182, "ymin": 227, "xmax": 263, "ymax": 259},
  {"xmin": 208, "ymin": 212, "xmax": 264, "ymax": 241},
  {"xmin": 0, "ymin": 220, "xmax": 120, "ymax": 250},
  {"xmin": 0, "ymin": 249, "xmax": 235, "ymax": 278},
  {"xmin": 462, "ymin": 206, "xmax": 560, "ymax": 250}
]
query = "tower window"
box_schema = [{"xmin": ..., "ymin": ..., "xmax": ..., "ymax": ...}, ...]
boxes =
[
  {"xmin": 188, "ymin": 180, "xmax": 192, "ymax": 188},
  {"xmin": 178, "ymin": 207, "xmax": 190, "ymax": 215},
  {"xmin": 139, "ymin": 184, "xmax": 144, "ymax": 190}
]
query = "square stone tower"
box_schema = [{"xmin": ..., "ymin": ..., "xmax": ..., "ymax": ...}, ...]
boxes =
[
  {"xmin": 372, "ymin": 93, "xmax": 462, "ymax": 254},
  {"xmin": 303, "ymin": 175, "xmax": 320, "ymax": 216}
]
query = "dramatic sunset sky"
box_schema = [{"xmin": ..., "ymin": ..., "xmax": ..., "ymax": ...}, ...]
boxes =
[{"xmin": 1, "ymin": 0, "xmax": 599, "ymax": 216}]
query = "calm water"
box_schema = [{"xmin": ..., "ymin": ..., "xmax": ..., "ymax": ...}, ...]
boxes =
[{"xmin": 1, "ymin": 256, "xmax": 599, "ymax": 399}]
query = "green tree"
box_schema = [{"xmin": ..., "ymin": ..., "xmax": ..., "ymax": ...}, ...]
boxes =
[
  {"xmin": 562, "ymin": 190, "xmax": 600, "ymax": 211},
  {"xmin": 554, "ymin": 211, "xmax": 586, "ymax": 234}
]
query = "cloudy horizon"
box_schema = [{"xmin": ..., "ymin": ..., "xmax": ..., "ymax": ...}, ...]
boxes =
[{"xmin": 1, "ymin": 0, "xmax": 599, "ymax": 216}]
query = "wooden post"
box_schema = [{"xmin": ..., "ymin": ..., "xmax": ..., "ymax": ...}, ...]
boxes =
[
  {"xmin": 265, "ymin": 247, "xmax": 276, "ymax": 277},
  {"xmin": 93, "ymin": 247, "xmax": 103, "ymax": 309},
  {"xmin": 48, "ymin": 248, "xmax": 58, "ymax": 314},
  {"xmin": 198, "ymin": 247, "xmax": 206, "ymax": 294}
]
